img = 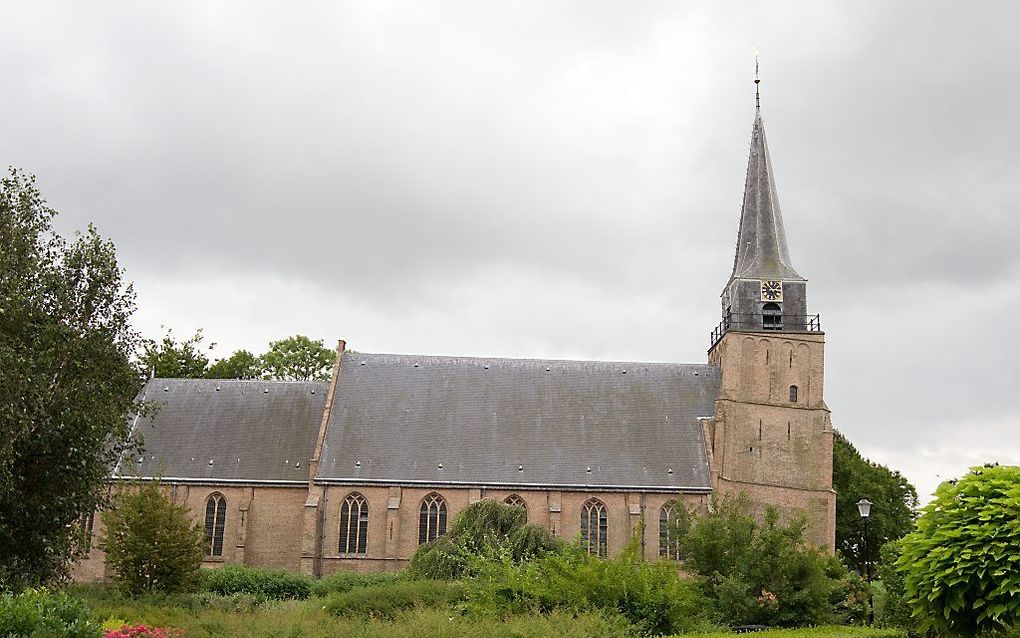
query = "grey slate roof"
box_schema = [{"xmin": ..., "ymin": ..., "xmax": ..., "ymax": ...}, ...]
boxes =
[
  {"xmin": 119, "ymin": 378, "xmax": 328, "ymax": 483},
  {"xmin": 730, "ymin": 111, "xmax": 803, "ymax": 282},
  {"xmin": 316, "ymin": 352, "xmax": 719, "ymax": 491}
]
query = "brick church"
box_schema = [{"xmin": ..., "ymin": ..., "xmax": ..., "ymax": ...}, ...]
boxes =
[{"xmin": 74, "ymin": 102, "xmax": 835, "ymax": 581}]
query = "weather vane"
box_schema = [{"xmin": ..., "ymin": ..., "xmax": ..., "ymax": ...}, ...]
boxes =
[{"xmin": 753, "ymin": 47, "xmax": 761, "ymax": 110}]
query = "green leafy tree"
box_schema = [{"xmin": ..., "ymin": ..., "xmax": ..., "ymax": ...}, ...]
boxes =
[
  {"xmin": 680, "ymin": 494, "xmax": 840, "ymax": 627},
  {"xmin": 833, "ymin": 430, "xmax": 918, "ymax": 574},
  {"xmin": 100, "ymin": 481, "xmax": 204, "ymax": 594},
  {"xmin": 0, "ymin": 169, "xmax": 139, "ymax": 589},
  {"xmin": 259, "ymin": 335, "xmax": 335, "ymax": 381},
  {"xmin": 206, "ymin": 349, "xmax": 261, "ymax": 379},
  {"xmin": 897, "ymin": 464, "xmax": 1020, "ymax": 637},
  {"xmin": 138, "ymin": 328, "xmax": 210, "ymax": 378}
]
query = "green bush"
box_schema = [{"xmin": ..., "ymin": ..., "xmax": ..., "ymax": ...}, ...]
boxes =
[
  {"xmin": 323, "ymin": 580, "xmax": 466, "ymax": 618},
  {"xmin": 199, "ymin": 564, "xmax": 312, "ymax": 600},
  {"xmin": 873, "ymin": 541, "xmax": 920, "ymax": 635},
  {"xmin": 0, "ymin": 587, "xmax": 102, "ymax": 638},
  {"xmin": 309, "ymin": 570, "xmax": 403, "ymax": 597},
  {"xmin": 897, "ymin": 464, "xmax": 1020, "ymax": 637},
  {"xmin": 680, "ymin": 494, "xmax": 841, "ymax": 627},
  {"xmin": 469, "ymin": 541, "xmax": 706, "ymax": 635},
  {"xmin": 100, "ymin": 482, "xmax": 205, "ymax": 595},
  {"xmin": 408, "ymin": 500, "xmax": 560, "ymax": 580}
]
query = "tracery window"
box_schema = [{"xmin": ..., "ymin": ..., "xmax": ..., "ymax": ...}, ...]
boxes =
[
  {"xmin": 204, "ymin": 493, "xmax": 227, "ymax": 557},
  {"xmin": 418, "ymin": 493, "xmax": 447, "ymax": 545},
  {"xmin": 659, "ymin": 501, "xmax": 683, "ymax": 561},
  {"xmin": 580, "ymin": 498, "xmax": 608, "ymax": 558},
  {"xmin": 504, "ymin": 494, "xmax": 527, "ymax": 514},
  {"xmin": 339, "ymin": 492, "xmax": 369, "ymax": 554}
]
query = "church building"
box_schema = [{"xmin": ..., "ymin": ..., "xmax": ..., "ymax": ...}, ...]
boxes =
[{"xmin": 74, "ymin": 102, "xmax": 835, "ymax": 581}]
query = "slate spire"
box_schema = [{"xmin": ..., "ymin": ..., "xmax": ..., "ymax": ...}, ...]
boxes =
[{"xmin": 728, "ymin": 106, "xmax": 803, "ymax": 282}]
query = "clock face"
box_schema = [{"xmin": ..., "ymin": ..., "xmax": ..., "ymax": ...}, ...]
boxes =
[{"xmin": 760, "ymin": 280, "xmax": 783, "ymax": 302}]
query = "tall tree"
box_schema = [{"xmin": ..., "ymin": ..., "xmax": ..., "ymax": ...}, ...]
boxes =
[
  {"xmin": 0, "ymin": 169, "xmax": 139, "ymax": 588},
  {"xmin": 832, "ymin": 430, "xmax": 917, "ymax": 575},
  {"xmin": 259, "ymin": 335, "xmax": 335, "ymax": 381},
  {"xmin": 138, "ymin": 328, "xmax": 210, "ymax": 378},
  {"xmin": 206, "ymin": 349, "xmax": 260, "ymax": 379}
]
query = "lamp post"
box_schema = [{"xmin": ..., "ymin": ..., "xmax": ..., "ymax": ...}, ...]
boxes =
[{"xmin": 857, "ymin": 498, "xmax": 874, "ymax": 624}]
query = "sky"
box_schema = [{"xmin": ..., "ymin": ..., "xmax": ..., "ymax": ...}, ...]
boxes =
[{"xmin": 3, "ymin": 1, "xmax": 1018, "ymax": 502}]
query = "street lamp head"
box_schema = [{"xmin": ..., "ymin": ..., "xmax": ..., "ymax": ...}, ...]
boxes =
[{"xmin": 857, "ymin": 498, "xmax": 873, "ymax": 519}]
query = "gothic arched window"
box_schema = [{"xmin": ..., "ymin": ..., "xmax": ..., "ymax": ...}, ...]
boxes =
[
  {"xmin": 418, "ymin": 493, "xmax": 447, "ymax": 545},
  {"xmin": 789, "ymin": 385, "xmax": 799, "ymax": 403},
  {"xmin": 762, "ymin": 302, "xmax": 782, "ymax": 331},
  {"xmin": 580, "ymin": 498, "xmax": 608, "ymax": 558},
  {"xmin": 204, "ymin": 493, "xmax": 227, "ymax": 557},
  {"xmin": 504, "ymin": 494, "xmax": 527, "ymax": 515},
  {"xmin": 659, "ymin": 501, "xmax": 683, "ymax": 560},
  {"xmin": 339, "ymin": 492, "xmax": 369, "ymax": 554}
]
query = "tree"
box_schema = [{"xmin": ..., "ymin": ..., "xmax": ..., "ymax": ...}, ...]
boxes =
[
  {"xmin": 206, "ymin": 349, "xmax": 260, "ymax": 379},
  {"xmin": 832, "ymin": 430, "xmax": 917, "ymax": 575},
  {"xmin": 897, "ymin": 465, "xmax": 1020, "ymax": 637},
  {"xmin": 100, "ymin": 481, "xmax": 204, "ymax": 594},
  {"xmin": 137, "ymin": 328, "xmax": 210, "ymax": 378},
  {"xmin": 259, "ymin": 335, "xmax": 335, "ymax": 381},
  {"xmin": 0, "ymin": 169, "xmax": 140, "ymax": 589}
]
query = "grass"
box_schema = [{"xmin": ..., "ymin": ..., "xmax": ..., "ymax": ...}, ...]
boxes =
[{"xmin": 71, "ymin": 585, "xmax": 906, "ymax": 638}]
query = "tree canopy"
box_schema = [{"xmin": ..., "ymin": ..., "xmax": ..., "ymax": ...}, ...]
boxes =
[
  {"xmin": 897, "ymin": 464, "xmax": 1020, "ymax": 636},
  {"xmin": 832, "ymin": 430, "xmax": 917, "ymax": 575},
  {"xmin": 258, "ymin": 335, "xmax": 335, "ymax": 381},
  {"xmin": 138, "ymin": 328, "xmax": 210, "ymax": 378},
  {"xmin": 0, "ymin": 169, "xmax": 140, "ymax": 588},
  {"xmin": 206, "ymin": 349, "xmax": 260, "ymax": 379}
]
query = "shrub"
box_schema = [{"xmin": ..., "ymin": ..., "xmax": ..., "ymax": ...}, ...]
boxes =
[
  {"xmin": 469, "ymin": 540, "xmax": 706, "ymax": 635},
  {"xmin": 199, "ymin": 564, "xmax": 312, "ymax": 600},
  {"xmin": 874, "ymin": 541, "xmax": 920, "ymax": 635},
  {"xmin": 100, "ymin": 482, "xmax": 204, "ymax": 595},
  {"xmin": 680, "ymin": 494, "xmax": 840, "ymax": 627},
  {"xmin": 309, "ymin": 570, "xmax": 403, "ymax": 597},
  {"xmin": 0, "ymin": 587, "xmax": 102, "ymax": 638},
  {"xmin": 408, "ymin": 500, "xmax": 560, "ymax": 580},
  {"xmin": 323, "ymin": 580, "xmax": 466, "ymax": 618},
  {"xmin": 897, "ymin": 464, "xmax": 1020, "ymax": 636}
]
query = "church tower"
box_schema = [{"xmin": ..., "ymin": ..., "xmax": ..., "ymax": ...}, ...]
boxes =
[{"xmin": 704, "ymin": 86, "xmax": 836, "ymax": 549}]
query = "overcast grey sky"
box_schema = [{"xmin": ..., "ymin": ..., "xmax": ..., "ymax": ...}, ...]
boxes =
[{"xmin": 3, "ymin": 1, "xmax": 1018, "ymax": 501}]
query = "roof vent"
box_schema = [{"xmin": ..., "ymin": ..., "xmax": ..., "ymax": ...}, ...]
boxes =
[
  {"xmin": 295, "ymin": 462, "xmax": 301, "ymax": 468},
  {"xmin": 215, "ymin": 385, "xmax": 221, "ymax": 392},
  {"xmin": 667, "ymin": 468, "xmax": 674, "ymax": 475},
  {"xmin": 585, "ymin": 466, "xmax": 592, "ymax": 474},
  {"xmin": 264, "ymin": 388, "xmax": 269, "ymax": 394},
  {"xmin": 310, "ymin": 388, "xmax": 315, "ymax": 394},
  {"xmin": 355, "ymin": 460, "xmax": 362, "ymax": 468},
  {"xmin": 413, "ymin": 363, "xmax": 419, "ymax": 368},
  {"xmin": 360, "ymin": 361, "xmax": 366, "ymax": 366},
  {"xmin": 545, "ymin": 367, "xmax": 551, "ymax": 372},
  {"xmin": 622, "ymin": 369, "xmax": 627, "ymax": 374},
  {"xmin": 483, "ymin": 365, "xmax": 489, "ymax": 370},
  {"xmin": 518, "ymin": 465, "xmax": 524, "ymax": 472},
  {"xmin": 136, "ymin": 457, "xmax": 143, "ymax": 464},
  {"xmin": 437, "ymin": 463, "xmax": 444, "ymax": 470},
  {"xmin": 163, "ymin": 386, "xmax": 169, "ymax": 392},
  {"xmin": 694, "ymin": 371, "xmax": 699, "ymax": 376},
  {"xmin": 208, "ymin": 459, "xmax": 214, "ymax": 465}
]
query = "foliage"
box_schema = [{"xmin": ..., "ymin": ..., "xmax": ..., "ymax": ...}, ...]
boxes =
[
  {"xmin": 199, "ymin": 564, "xmax": 312, "ymax": 600},
  {"xmin": 204, "ymin": 349, "xmax": 260, "ymax": 379},
  {"xmin": 828, "ymin": 563, "xmax": 871, "ymax": 626},
  {"xmin": 0, "ymin": 168, "xmax": 141, "ymax": 589},
  {"xmin": 100, "ymin": 482, "xmax": 204, "ymax": 595},
  {"xmin": 0, "ymin": 587, "xmax": 102, "ymax": 638},
  {"xmin": 680, "ymin": 494, "xmax": 840, "ymax": 627},
  {"xmin": 832, "ymin": 430, "xmax": 918, "ymax": 574},
  {"xmin": 896, "ymin": 464, "xmax": 1020, "ymax": 636},
  {"xmin": 258, "ymin": 335, "xmax": 335, "ymax": 381},
  {"xmin": 408, "ymin": 499, "xmax": 560, "ymax": 580},
  {"xmin": 137, "ymin": 329, "xmax": 210, "ymax": 379},
  {"xmin": 873, "ymin": 541, "xmax": 921, "ymax": 635},
  {"xmin": 309, "ymin": 570, "xmax": 403, "ymax": 597},
  {"xmin": 104, "ymin": 625, "xmax": 182, "ymax": 638},
  {"xmin": 684, "ymin": 626, "xmax": 905, "ymax": 638},
  {"xmin": 323, "ymin": 580, "xmax": 466, "ymax": 619},
  {"xmin": 468, "ymin": 539, "xmax": 706, "ymax": 636}
]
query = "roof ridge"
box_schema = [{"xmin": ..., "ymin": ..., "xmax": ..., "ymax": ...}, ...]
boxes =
[{"xmin": 344, "ymin": 351, "xmax": 718, "ymax": 368}]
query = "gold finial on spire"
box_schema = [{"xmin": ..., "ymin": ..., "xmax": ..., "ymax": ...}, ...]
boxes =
[{"xmin": 753, "ymin": 47, "xmax": 761, "ymax": 110}]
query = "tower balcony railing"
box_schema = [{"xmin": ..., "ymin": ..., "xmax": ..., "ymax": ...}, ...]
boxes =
[{"xmin": 710, "ymin": 313, "xmax": 821, "ymax": 349}]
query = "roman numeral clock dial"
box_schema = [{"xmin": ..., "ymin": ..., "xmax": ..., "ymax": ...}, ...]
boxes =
[{"xmin": 760, "ymin": 280, "xmax": 783, "ymax": 301}]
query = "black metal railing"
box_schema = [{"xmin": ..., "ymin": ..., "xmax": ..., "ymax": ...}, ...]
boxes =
[{"xmin": 710, "ymin": 313, "xmax": 821, "ymax": 349}]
